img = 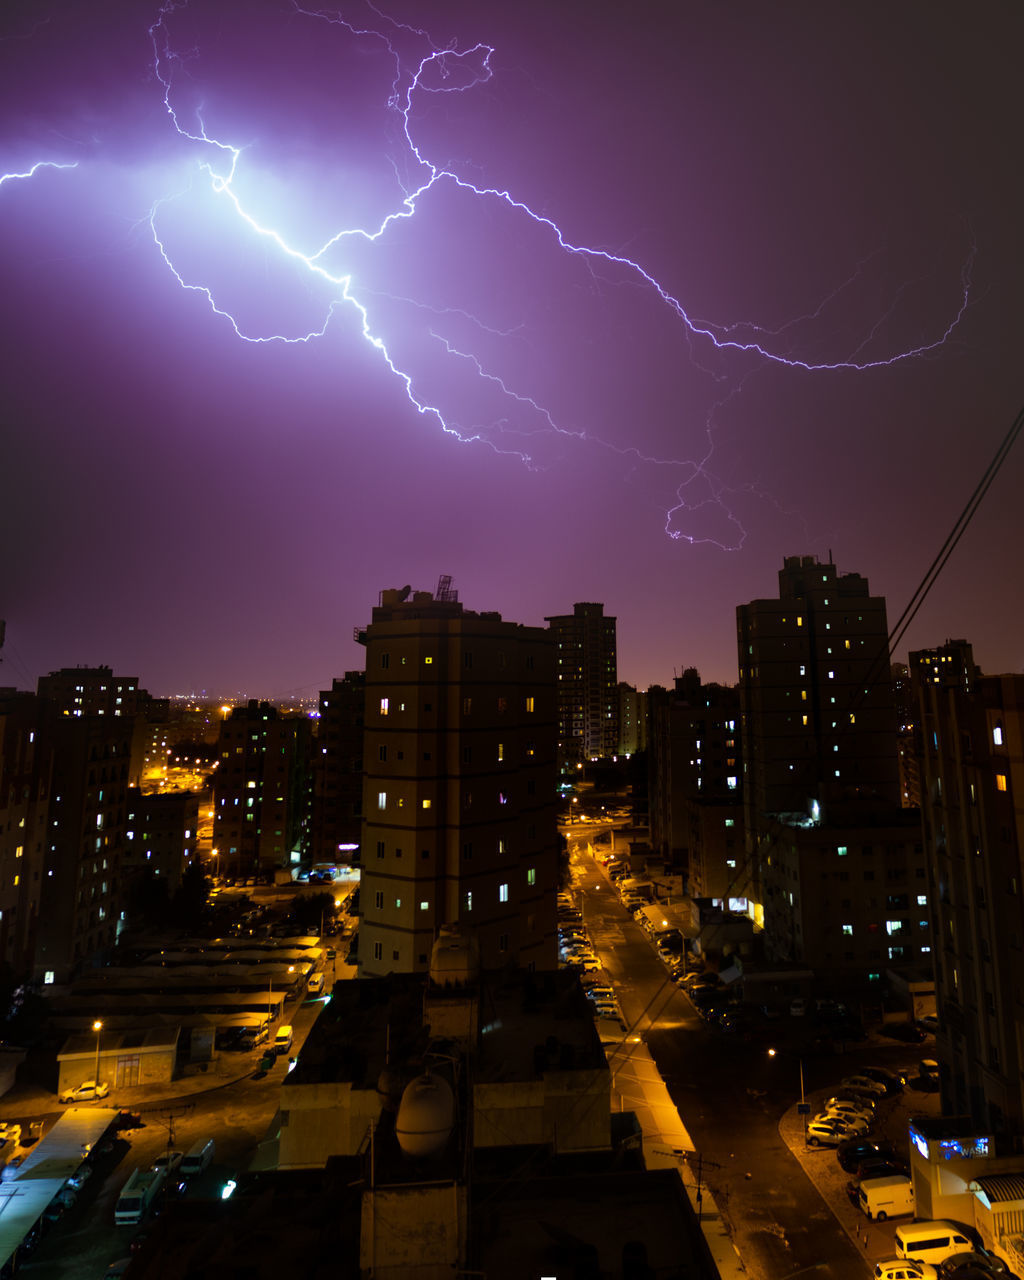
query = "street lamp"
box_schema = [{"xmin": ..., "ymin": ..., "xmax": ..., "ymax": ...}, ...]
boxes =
[
  {"xmin": 768, "ymin": 1046, "xmax": 807, "ymax": 1140},
  {"xmin": 93, "ymin": 1020, "xmax": 103, "ymax": 1088}
]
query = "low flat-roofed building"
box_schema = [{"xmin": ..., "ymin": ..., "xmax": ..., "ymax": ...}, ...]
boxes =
[
  {"xmin": 57, "ymin": 1026, "xmax": 179, "ymax": 1092},
  {"xmin": 278, "ymin": 966, "xmax": 610, "ymax": 1171},
  {"xmin": 124, "ymin": 1126, "xmax": 717, "ymax": 1280}
]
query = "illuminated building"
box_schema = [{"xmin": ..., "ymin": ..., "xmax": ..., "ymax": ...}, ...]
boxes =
[
  {"xmin": 124, "ymin": 789, "xmax": 201, "ymax": 895},
  {"xmin": 212, "ymin": 701, "xmax": 311, "ymax": 881},
  {"xmin": 617, "ymin": 682, "xmax": 647, "ymax": 756},
  {"xmin": 357, "ymin": 584, "xmax": 558, "ymax": 976},
  {"xmin": 737, "ymin": 557, "xmax": 926, "ymax": 978},
  {"xmin": 647, "ymin": 670, "xmax": 745, "ymax": 902},
  {"xmin": 0, "ymin": 667, "xmax": 143, "ymax": 983},
  {"xmin": 310, "ymin": 672, "xmax": 365, "ymax": 867},
  {"xmin": 544, "ymin": 602, "xmax": 618, "ymax": 770},
  {"xmin": 912, "ymin": 639, "xmax": 1024, "ymax": 1143}
]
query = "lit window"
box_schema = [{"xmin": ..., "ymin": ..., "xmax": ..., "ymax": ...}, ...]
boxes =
[
  {"xmin": 801, "ymin": 715, "xmax": 808, "ymax": 726},
  {"xmin": 499, "ymin": 883, "xmax": 509, "ymax": 902},
  {"xmin": 395, "ymin": 898, "xmax": 401, "ymax": 909},
  {"xmin": 726, "ymin": 776, "xmax": 738, "ymax": 790},
  {"xmin": 497, "ymin": 743, "xmax": 504, "ymax": 762},
  {"xmin": 525, "ymin": 696, "xmax": 535, "ymax": 713},
  {"xmin": 527, "ymin": 868, "xmax": 535, "ymax": 885},
  {"xmin": 842, "ymin": 924, "xmax": 853, "ymax": 935},
  {"xmin": 837, "ymin": 846, "xmax": 848, "ymax": 856},
  {"xmin": 997, "ymin": 774, "xmax": 1008, "ymax": 792},
  {"xmin": 725, "ymin": 818, "xmax": 735, "ymax": 828},
  {"xmin": 993, "ymin": 725, "xmax": 1004, "ymax": 745},
  {"xmin": 422, "ymin": 799, "xmax": 431, "ymax": 809},
  {"xmin": 377, "ymin": 791, "xmax": 387, "ymax": 809},
  {"xmin": 465, "ymin": 891, "xmax": 473, "ymax": 912},
  {"xmin": 917, "ymin": 894, "xmax": 927, "ymax": 906},
  {"xmin": 380, "ymin": 697, "xmax": 389, "ymax": 716},
  {"xmin": 420, "ymin": 901, "xmax": 429, "ymax": 911},
  {"xmin": 424, "ymin": 656, "xmax": 433, "ymax": 664}
]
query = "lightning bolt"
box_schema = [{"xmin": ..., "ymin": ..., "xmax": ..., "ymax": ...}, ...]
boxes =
[
  {"xmin": 4, "ymin": 2, "xmax": 974, "ymax": 548},
  {"xmin": 0, "ymin": 160, "xmax": 78, "ymax": 188}
]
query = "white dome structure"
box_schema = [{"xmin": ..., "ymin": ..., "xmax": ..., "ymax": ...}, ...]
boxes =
[{"xmin": 394, "ymin": 1071, "xmax": 455, "ymax": 1158}]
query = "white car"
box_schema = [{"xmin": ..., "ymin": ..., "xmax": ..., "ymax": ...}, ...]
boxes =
[
  {"xmin": 152, "ymin": 1151, "xmax": 184, "ymax": 1173},
  {"xmin": 841, "ymin": 1075, "xmax": 888, "ymax": 1098},
  {"xmin": 826, "ymin": 1096, "xmax": 875, "ymax": 1120},
  {"xmin": 806, "ymin": 1118, "xmax": 852, "ymax": 1146},
  {"xmin": 813, "ymin": 1110, "xmax": 870, "ymax": 1138},
  {"xmin": 59, "ymin": 1080, "xmax": 110, "ymax": 1104},
  {"xmin": 874, "ymin": 1261, "xmax": 938, "ymax": 1280}
]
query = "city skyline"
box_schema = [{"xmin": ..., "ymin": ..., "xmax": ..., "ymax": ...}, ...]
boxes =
[{"xmin": 3, "ymin": 1, "xmax": 1023, "ymax": 699}]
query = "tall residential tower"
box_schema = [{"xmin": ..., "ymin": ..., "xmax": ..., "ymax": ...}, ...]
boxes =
[
  {"xmin": 545, "ymin": 602, "xmax": 618, "ymax": 771},
  {"xmin": 358, "ymin": 585, "xmax": 558, "ymax": 977}
]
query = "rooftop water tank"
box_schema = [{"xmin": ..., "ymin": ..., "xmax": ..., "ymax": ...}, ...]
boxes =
[
  {"xmin": 395, "ymin": 1071, "xmax": 455, "ymax": 1158},
  {"xmin": 429, "ymin": 926, "xmax": 479, "ymax": 987}
]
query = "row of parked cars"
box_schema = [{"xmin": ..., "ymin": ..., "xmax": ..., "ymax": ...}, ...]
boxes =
[
  {"xmin": 557, "ymin": 893, "xmax": 601, "ymax": 974},
  {"xmin": 806, "ymin": 1065, "xmax": 905, "ymax": 1146}
]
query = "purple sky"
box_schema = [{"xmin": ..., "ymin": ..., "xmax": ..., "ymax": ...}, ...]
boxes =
[{"xmin": 3, "ymin": 0, "xmax": 1022, "ymax": 700}]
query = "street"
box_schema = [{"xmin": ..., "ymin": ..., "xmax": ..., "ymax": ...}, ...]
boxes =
[{"xmin": 568, "ymin": 830, "xmax": 938, "ymax": 1280}]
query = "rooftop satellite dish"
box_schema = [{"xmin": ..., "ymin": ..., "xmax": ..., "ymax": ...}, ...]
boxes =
[{"xmin": 397, "ymin": 585, "xmax": 412, "ymax": 601}]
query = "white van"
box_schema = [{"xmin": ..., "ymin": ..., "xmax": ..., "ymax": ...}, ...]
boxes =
[
  {"xmin": 894, "ymin": 1220, "xmax": 974, "ymax": 1265},
  {"xmin": 274, "ymin": 1025, "xmax": 293, "ymax": 1055},
  {"xmin": 181, "ymin": 1138, "xmax": 215, "ymax": 1177},
  {"xmin": 858, "ymin": 1174, "xmax": 914, "ymax": 1221},
  {"xmin": 307, "ymin": 971, "xmax": 325, "ymax": 995}
]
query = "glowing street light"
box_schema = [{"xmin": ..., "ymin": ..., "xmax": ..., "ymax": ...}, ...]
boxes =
[{"xmin": 93, "ymin": 1019, "xmax": 103, "ymax": 1088}]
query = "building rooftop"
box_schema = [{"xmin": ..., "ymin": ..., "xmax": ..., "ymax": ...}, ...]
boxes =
[{"xmin": 287, "ymin": 968, "xmax": 604, "ymax": 1093}]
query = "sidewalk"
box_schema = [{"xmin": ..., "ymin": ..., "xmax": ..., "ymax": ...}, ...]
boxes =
[
  {"xmin": 607, "ymin": 1038, "xmax": 747, "ymax": 1280},
  {"xmin": 776, "ymin": 1072, "xmax": 943, "ymax": 1269}
]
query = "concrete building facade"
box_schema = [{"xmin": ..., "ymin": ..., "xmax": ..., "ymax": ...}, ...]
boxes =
[
  {"xmin": 738, "ymin": 557, "xmax": 924, "ymax": 980},
  {"xmin": 358, "ymin": 587, "xmax": 559, "ymax": 976},
  {"xmin": 212, "ymin": 701, "xmax": 311, "ymax": 881},
  {"xmin": 912, "ymin": 639, "xmax": 1024, "ymax": 1147},
  {"xmin": 545, "ymin": 602, "xmax": 618, "ymax": 770},
  {"xmin": 310, "ymin": 672, "xmax": 365, "ymax": 867}
]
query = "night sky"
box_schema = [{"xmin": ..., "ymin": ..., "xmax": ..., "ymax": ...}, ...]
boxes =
[{"xmin": 3, "ymin": 0, "xmax": 1022, "ymax": 700}]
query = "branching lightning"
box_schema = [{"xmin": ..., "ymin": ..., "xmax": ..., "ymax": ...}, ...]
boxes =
[
  {"xmin": 3, "ymin": 1, "xmax": 974, "ymax": 548},
  {"xmin": 0, "ymin": 159, "xmax": 77, "ymax": 187}
]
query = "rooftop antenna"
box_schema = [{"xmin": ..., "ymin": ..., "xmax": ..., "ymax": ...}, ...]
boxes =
[{"xmin": 435, "ymin": 574, "xmax": 458, "ymax": 602}]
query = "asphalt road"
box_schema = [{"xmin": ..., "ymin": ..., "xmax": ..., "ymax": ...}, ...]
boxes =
[{"xmin": 569, "ymin": 837, "xmax": 935, "ymax": 1280}]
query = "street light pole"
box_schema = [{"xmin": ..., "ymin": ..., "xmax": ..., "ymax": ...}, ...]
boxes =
[{"xmin": 93, "ymin": 1020, "xmax": 103, "ymax": 1086}]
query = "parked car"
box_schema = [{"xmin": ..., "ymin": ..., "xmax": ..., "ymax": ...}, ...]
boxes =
[
  {"xmin": 874, "ymin": 1260, "xmax": 939, "ymax": 1280},
  {"xmin": 938, "ymin": 1250, "xmax": 1009, "ymax": 1277},
  {"xmin": 860, "ymin": 1067, "xmax": 906, "ymax": 1094},
  {"xmin": 883, "ymin": 1021, "xmax": 927, "ymax": 1043},
  {"xmin": 838, "ymin": 1139, "xmax": 900, "ymax": 1173},
  {"xmin": 841, "ymin": 1075, "xmax": 889, "ymax": 1098},
  {"xmin": 59, "ymin": 1080, "xmax": 110, "ymax": 1103},
  {"xmin": 826, "ymin": 1094, "xmax": 875, "ymax": 1118},
  {"xmin": 151, "ymin": 1151, "xmax": 184, "ymax": 1174},
  {"xmin": 806, "ymin": 1117, "xmax": 854, "ymax": 1146},
  {"xmin": 814, "ymin": 1111, "xmax": 870, "ymax": 1138}
]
